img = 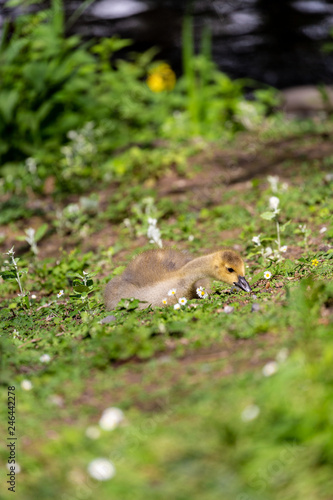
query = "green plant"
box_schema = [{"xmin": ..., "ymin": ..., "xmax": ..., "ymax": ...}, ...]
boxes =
[
  {"xmin": 16, "ymin": 223, "xmax": 48, "ymax": 255},
  {"xmin": 70, "ymin": 270, "xmax": 99, "ymax": 318},
  {"xmin": 0, "ymin": 246, "xmax": 29, "ymax": 307}
]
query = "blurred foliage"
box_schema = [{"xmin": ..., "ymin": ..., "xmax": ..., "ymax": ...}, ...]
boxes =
[{"xmin": 0, "ymin": 1, "xmax": 277, "ymax": 196}]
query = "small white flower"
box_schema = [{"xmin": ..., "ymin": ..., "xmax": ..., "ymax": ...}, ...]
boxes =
[
  {"xmin": 31, "ymin": 294, "xmax": 37, "ymax": 299},
  {"xmin": 25, "ymin": 227, "xmax": 35, "ymax": 239},
  {"xmin": 26, "ymin": 157, "xmax": 37, "ymax": 174},
  {"xmin": 267, "ymin": 175, "xmax": 279, "ymax": 193},
  {"xmin": 252, "ymin": 235, "xmax": 261, "ymax": 246},
  {"xmin": 188, "ymin": 235, "xmax": 194, "ymax": 242},
  {"xmin": 269, "ymin": 196, "xmax": 280, "ymax": 214},
  {"xmin": 264, "ymin": 271, "xmax": 271, "ymax": 279},
  {"xmin": 262, "ymin": 361, "xmax": 278, "ymax": 377},
  {"xmin": 6, "ymin": 246, "xmax": 15, "ymax": 256},
  {"xmin": 280, "ymin": 246, "xmax": 288, "ymax": 253},
  {"xmin": 276, "ymin": 348, "xmax": 289, "ymax": 363},
  {"xmin": 174, "ymin": 303, "xmax": 181, "ymax": 310},
  {"xmin": 178, "ymin": 297, "xmax": 187, "ymax": 305},
  {"xmin": 6, "ymin": 462, "xmax": 21, "ymax": 473},
  {"xmin": 324, "ymin": 173, "xmax": 333, "ymax": 182},
  {"xmin": 224, "ymin": 305, "xmax": 234, "ymax": 314},
  {"xmin": 168, "ymin": 288, "xmax": 177, "ymax": 296},
  {"xmin": 196, "ymin": 286, "xmax": 208, "ymax": 299},
  {"xmin": 57, "ymin": 290, "xmax": 64, "ymax": 298},
  {"xmin": 48, "ymin": 394, "xmax": 64, "ymax": 407},
  {"xmin": 40, "ymin": 354, "xmax": 51, "ymax": 363},
  {"xmin": 147, "ymin": 217, "xmax": 163, "ymax": 248},
  {"xmin": 99, "ymin": 407, "xmax": 124, "ymax": 431},
  {"xmin": 85, "ymin": 426, "xmax": 101, "ymax": 439},
  {"xmin": 162, "ymin": 298, "xmax": 168, "ymax": 305},
  {"xmin": 241, "ymin": 404, "xmax": 260, "ymax": 422},
  {"xmin": 263, "ymin": 247, "xmax": 273, "ymax": 258},
  {"xmin": 87, "ymin": 458, "xmax": 115, "ymax": 481},
  {"xmin": 21, "ymin": 380, "xmax": 33, "ymax": 391},
  {"xmin": 320, "ymin": 227, "xmax": 327, "ymax": 234}
]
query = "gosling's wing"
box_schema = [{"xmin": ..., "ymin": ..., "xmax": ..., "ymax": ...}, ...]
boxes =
[{"xmin": 122, "ymin": 249, "xmax": 192, "ymax": 287}]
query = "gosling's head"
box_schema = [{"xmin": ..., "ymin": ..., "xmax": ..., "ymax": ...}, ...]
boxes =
[{"xmin": 212, "ymin": 249, "xmax": 251, "ymax": 292}]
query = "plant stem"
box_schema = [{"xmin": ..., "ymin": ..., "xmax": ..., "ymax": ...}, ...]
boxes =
[
  {"xmin": 276, "ymin": 219, "xmax": 281, "ymax": 251},
  {"xmin": 10, "ymin": 255, "xmax": 23, "ymax": 295}
]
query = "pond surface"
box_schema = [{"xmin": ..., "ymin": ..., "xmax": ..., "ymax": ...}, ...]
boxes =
[{"xmin": 1, "ymin": 0, "xmax": 333, "ymax": 87}]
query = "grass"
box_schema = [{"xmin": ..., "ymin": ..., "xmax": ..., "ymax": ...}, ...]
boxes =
[{"xmin": 0, "ymin": 121, "xmax": 333, "ymax": 500}]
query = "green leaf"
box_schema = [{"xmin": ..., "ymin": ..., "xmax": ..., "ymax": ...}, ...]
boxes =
[
  {"xmin": 127, "ymin": 299, "xmax": 140, "ymax": 310},
  {"xmin": 0, "ymin": 271, "xmax": 17, "ymax": 280},
  {"xmin": 280, "ymin": 220, "xmax": 291, "ymax": 232},
  {"xmin": 35, "ymin": 223, "xmax": 48, "ymax": 242},
  {"xmin": 260, "ymin": 211, "xmax": 276, "ymax": 220},
  {"xmin": 73, "ymin": 285, "xmax": 89, "ymax": 293},
  {"xmin": 0, "ymin": 90, "xmax": 19, "ymax": 122},
  {"xmin": 117, "ymin": 298, "xmax": 140, "ymax": 310}
]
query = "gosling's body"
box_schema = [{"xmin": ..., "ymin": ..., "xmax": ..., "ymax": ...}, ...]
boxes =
[{"xmin": 104, "ymin": 248, "xmax": 251, "ymax": 310}]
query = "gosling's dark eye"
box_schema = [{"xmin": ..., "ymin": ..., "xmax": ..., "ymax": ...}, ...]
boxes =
[{"xmin": 227, "ymin": 267, "xmax": 234, "ymax": 273}]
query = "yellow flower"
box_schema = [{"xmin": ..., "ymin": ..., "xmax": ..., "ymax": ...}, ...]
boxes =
[
  {"xmin": 311, "ymin": 259, "xmax": 319, "ymax": 266},
  {"xmin": 162, "ymin": 298, "xmax": 168, "ymax": 305},
  {"xmin": 147, "ymin": 63, "xmax": 176, "ymax": 92}
]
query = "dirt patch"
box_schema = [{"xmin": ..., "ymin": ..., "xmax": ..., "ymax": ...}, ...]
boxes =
[{"xmin": 1, "ymin": 129, "xmax": 332, "ymax": 262}]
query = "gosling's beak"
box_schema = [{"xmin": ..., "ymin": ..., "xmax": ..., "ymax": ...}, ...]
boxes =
[{"xmin": 234, "ymin": 276, "xmax": 251, "ymax": 293}]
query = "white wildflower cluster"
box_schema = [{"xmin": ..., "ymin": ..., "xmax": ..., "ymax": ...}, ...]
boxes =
[
  {"xmin": 235, "ymin": 101, "xmax": 262, "ymax": 130},
  {"xmin": 24, "ymin": 228, "xmax": 38, "ymax": 255},
  {"xmin": 297, "ymin": 223, "xmax": 311, "ymax": 251},
  {"xmin": 255, "ymin": 194, "xmax": 288, "ymax": 262},
  {"xmin": 267, "ymin": 175, "xmax": 288, "ymax": 194},
  {"xmin": 99, "ymin": 407, "xmax": 124, "ymax": 431},
  {"xmin": 241, "ymin": 348, "xmax": 289, "ymax": 423},
  {"xmin": 85, "ymin": 406, "xmax": 124, "ymax": 481},
  {"xmin": 269, "ymin": 196, "xmax": 280, "ymax": 215},
  {"xmin": 25, "ymin": 157, "xmax": 42, "ymax": 188},
  {"xmin": 252, "ymin": 234, "xmax": 287, "ymax": 263},
  {"xmin": 162, "ymin": 289, "xmax": 188, "ymax": 309},
  {"xmin": 40, "ymin": 354, "xmax": 51, "ymax": 363},
  {"xmin": 25, "ymin": 157, "xmax": 37, "ymax": 174},
  {"xmin": 55, "ymin": 195, "xmax": 98, "ymax": 238},
  {"xmin": 4, "ymin": 246, "xmax": 26, "ymax": 296},
  {"xmin": 87, "ymin": 458, "xmax": 115, "ymax": 481},
  {"xmin": 196, "ymin": 286, "xmax": 208, "ymax": 299},
  {"xmin": 21, "ymin": 379, "xmax": 33, "ymax": 391},
  {"xmin": 61, "ymin": 122, "xmax": 97, "ymax": 179},
  {"xmin": 147, "ymin": 217, "xmax": 163, "ymax": 248},
  {"xmin": 262, "ymin": 348, "xmax": 289, "ymax": 378},
  {"xmin": 241, "ymin": 404, "xmax": 260, "ymax": 422}
]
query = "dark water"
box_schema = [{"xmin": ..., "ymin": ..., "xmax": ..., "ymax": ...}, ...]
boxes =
[{"xmin": 1, "ymin": 0, "xmax": 333, "ymax": 88}]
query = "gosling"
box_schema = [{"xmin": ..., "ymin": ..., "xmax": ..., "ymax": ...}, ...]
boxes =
[{"xmin": 104, "ymin": 248, "xmax": 251, "ymax": 310}]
